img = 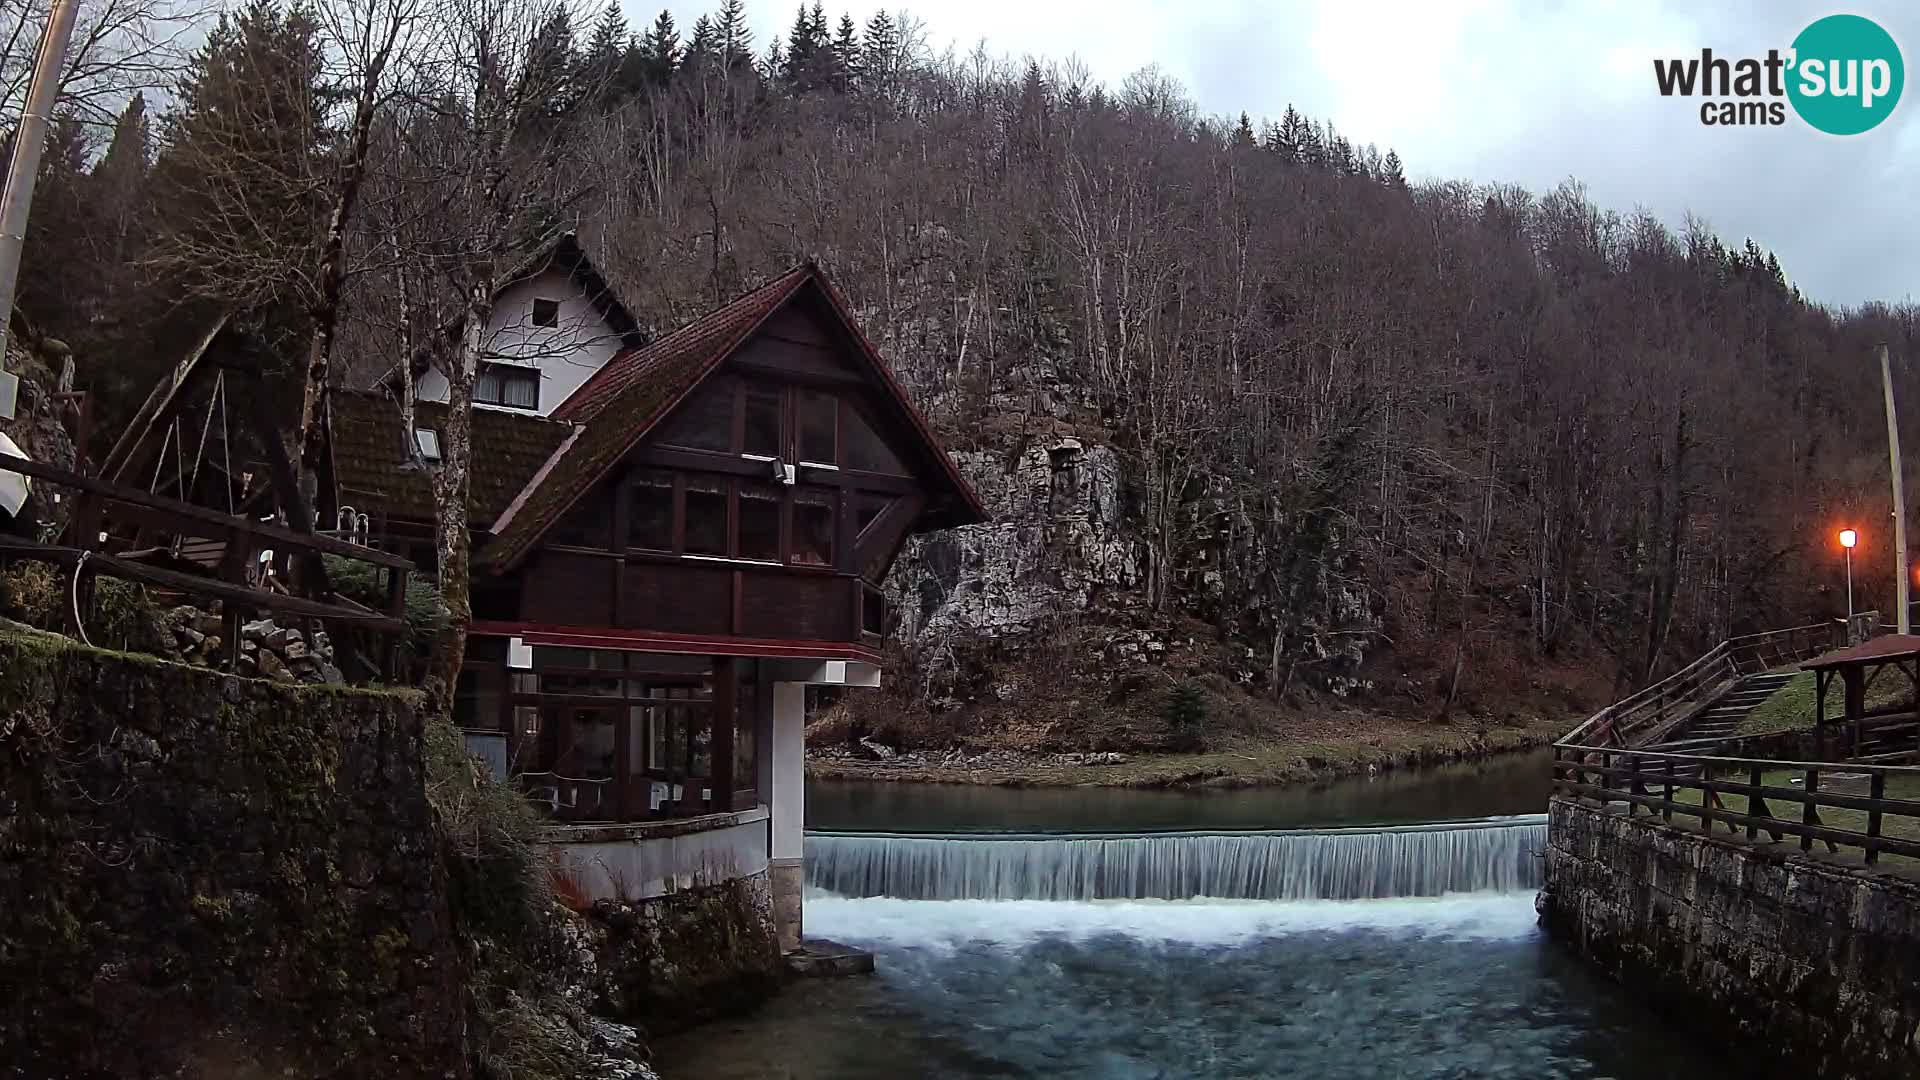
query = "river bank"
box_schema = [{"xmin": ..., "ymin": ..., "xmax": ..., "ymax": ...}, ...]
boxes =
[{"xmin": 805, "ymin": 713, "xmax": 1567, "ymax": 788}]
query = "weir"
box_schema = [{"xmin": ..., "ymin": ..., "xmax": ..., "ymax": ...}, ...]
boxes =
[{"xmin": 805, "ymin": 814, "xmax": 1546, "ymax": 901}]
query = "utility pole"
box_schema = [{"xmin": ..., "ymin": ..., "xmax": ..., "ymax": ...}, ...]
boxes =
[
  {"xmin": 1882, "ymin": 342, "xmax": 1910, "ymax": 634},
  {"xmin": 0, "ymin": 0, "xmax": 82, "ymax": 420}
]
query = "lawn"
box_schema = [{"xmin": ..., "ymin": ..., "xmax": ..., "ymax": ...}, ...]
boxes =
[
  {"xmin": 1650, "ymin": 764, "xmax": 1920, "ymax": 875},
  {"xmin": 1737, "ymin": 670, "xmax": 1916, "ymax": 736}
]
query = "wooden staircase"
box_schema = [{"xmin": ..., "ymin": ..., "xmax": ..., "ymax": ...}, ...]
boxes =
[{"xmin": 1646, "ymin": 669, "xmax": 1800, "ymax": 752}]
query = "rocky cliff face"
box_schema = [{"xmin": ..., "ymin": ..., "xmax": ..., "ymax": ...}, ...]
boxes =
[{"xmin": 895, "ymin": 438, "xmax": 1140, "ymax": 643}]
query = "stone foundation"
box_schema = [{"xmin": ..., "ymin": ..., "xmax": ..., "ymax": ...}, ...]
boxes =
[
  {"xmin": 590, "ymin": 871, "xmax": 784, "ymax": 1035},
  {"xmin": 1541, "ymin": 796, "xmax": 1920, "ymax": 1079},
  {"xmin": 770, "ymin": 858, "xmax": 804, "ymax": 952}
]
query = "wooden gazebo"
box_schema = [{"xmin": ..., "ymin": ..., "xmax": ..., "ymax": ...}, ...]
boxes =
[{"xmin": 1802, "ymin": 634, "xmax": 1920, "ymax": 761}]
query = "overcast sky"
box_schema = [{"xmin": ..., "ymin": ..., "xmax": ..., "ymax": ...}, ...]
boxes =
[{"xmin": 651, "ymin": 0, "xmax": 1919, "ymax": 308}]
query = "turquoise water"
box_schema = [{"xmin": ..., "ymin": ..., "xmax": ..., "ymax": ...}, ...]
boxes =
[
  {"xmin": 657, "ymin": 755, "xmax": 1726, "ymax": 1079},
  {"xmin": 662, "ymin": 891, "xmax": 1726, "ymax": 1079}
]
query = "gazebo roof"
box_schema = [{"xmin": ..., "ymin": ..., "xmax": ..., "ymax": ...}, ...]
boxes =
[{"xmin": 1802, "ymin": 634, "xmax": 1920, "ymax": 671}]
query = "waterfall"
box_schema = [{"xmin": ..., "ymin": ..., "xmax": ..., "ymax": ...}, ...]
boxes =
[{"xmin": 805, "ymin": 815, "xmax": 1546, "ymax": 901}]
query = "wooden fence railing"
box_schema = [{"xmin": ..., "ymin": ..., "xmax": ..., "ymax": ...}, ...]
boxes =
[
  {"xmin": 1552, "ymin": 744, "xmax": 1920, "ymax": 865},
  {"xmin": 0, "ymin": 451, "xmax": 411, "ymax": 677},
  {"xmin": 1557, "ymin": 616, "xmax": 1871, "ymax": 749}
]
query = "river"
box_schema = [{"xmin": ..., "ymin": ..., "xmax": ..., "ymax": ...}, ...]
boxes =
[{"xmin": 657, "ymin": 749, "xmax": 1732, "ymax": 1079}]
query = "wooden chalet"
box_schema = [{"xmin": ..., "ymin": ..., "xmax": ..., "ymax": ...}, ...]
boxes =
[{"xmin": 321, "ymin": 239, "xmax": 985, "ymax": 943}]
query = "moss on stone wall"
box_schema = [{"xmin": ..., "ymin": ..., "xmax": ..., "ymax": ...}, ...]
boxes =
[
  {"xmin": 0, "ymin": 628, "xmax": 465, "ymax": 1077},
  {"xmin": 1542, "ymin": 797, "xmax": 1920, "ymax": 1080},
  {"xmin": 591, "ymin": 873, "xmax": 784, "ymax": 1036}
]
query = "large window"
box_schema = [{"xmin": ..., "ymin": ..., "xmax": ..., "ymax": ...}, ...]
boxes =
[
  {"xmin": 629, "ymin": 471, "xmax": 675, "ymax": 550},
  {"xmin": 658, "ymin": 379, "xmax": 735, "ymax": 452},
  {"xmin": 844, "ymin": 406, "xmax": 907, "ymax": 474},
  {"xmin": 793, "ymin": 490, "xmax": 835, "ymax": 566},
  {"xmin": 738, "ymin": 483, "xmax": 782, "ymax": 562},
  {"xmin": 684, "ymin": 478, "xmax": 729, "ymax": 556},
  {"xmin": 476, "ymin": 362, "xmax": 540, "ymax": 410},
  {"xmin": 652, "ymin": 377, "xmax": 908, "ymax": 474},
  {"xmin": 798, "ymin": 389, "xmax": 837, "ymax": 463},
  {"xmin": 744, "ymin": 384, "xmax": 783, "ymax": 458}
]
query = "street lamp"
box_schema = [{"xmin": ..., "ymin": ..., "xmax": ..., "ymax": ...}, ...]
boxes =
[{"xmin": 1840, "ymin": 528, "xmax": 1859, "ymax": 626}]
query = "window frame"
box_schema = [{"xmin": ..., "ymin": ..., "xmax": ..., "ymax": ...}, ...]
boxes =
[
  {"xmin": 474, "ymin": 361, "xmax": 541, "ymax": 410},
  {"xmin": 531, "ymin": 297, "xmax": 561, "ymax": 328}
]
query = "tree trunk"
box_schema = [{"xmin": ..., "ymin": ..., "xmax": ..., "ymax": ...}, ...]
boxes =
[
  {"xmin": 295, "ymin": 41, "xmax": 397, "ymax": 526},
  {"xmin": 428, "ymin": 280, "xmax": 490, "ymax": 705}
]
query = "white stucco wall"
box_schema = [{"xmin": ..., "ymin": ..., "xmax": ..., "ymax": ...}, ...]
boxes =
[
  {"xmin": 546, "ymin": 807, "xmax": 772, "ymax": 901},
  {"xmin": 415, "ymin": 268, "xmax": 623, "ymax": 417}
]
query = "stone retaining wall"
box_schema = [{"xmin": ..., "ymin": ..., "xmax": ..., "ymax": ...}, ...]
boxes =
[
  {"xmin": 0, "ymin": 627, "xmax": 464, "ymax": 1077},
  {"xmin": 1541, "ymin": 796, "xmax": 1920, "ymax": 1079}
]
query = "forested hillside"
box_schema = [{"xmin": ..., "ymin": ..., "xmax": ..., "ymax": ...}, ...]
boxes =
[{"xmin": 12, "ymin": 0, "xmax": 1919, "ymax": 748}]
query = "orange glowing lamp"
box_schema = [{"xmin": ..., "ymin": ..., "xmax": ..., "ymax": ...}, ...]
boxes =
[{"xmin": 1840, "ymin": 528, "xmax": 1859, "ymax": 549}]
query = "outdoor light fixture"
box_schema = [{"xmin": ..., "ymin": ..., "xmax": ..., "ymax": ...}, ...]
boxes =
[{"xmin": 1840, "ymin": 528, "xmax": 1859, "ymax": 626}]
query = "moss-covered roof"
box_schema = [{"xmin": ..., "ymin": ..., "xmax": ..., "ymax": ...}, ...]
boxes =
[{"xmin": 328, "ymin": 389, "xmax": 572, "ymax": 526}]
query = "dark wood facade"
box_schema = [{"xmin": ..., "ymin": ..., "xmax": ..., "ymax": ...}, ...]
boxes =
[{"xmin": 424, "ymin": 267, "xmax": 984, "ymax": 824}]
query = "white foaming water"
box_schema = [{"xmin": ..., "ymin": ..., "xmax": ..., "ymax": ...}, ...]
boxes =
[
  {"xmin": 805, "ymin": 891, "xmax": 1542, "ymax": 953},
  {"xmin": 806, "ymin": 815, "xmax": 1547, "ymax": 902}
]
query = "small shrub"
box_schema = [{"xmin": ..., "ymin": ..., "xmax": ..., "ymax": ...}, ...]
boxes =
[
  {"xmin": 323, "ymin": 554, "xmax": 445, "ymax": 653},
  {"xmin": 0, "ymin": 559, "xmax": 60, "ymax": 627},
  {"xmin": 89, "ymin": 578, "xmax": 171, "ymax": 654},
  {"xmin": 1163, "ymin": 679, "xmax": 1209, "ymax": 751},
  {"xmin": 425, "ymin": 716, "xmax": 544, "ymax": 943}
]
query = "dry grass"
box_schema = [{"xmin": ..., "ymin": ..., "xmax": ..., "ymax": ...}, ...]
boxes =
[{"xmin": 809, "ymin": 712, "xmax": 1566, "ymax": 788}]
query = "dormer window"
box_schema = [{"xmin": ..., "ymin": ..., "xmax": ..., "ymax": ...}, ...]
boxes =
[
  {"xmin": 475, "ymin": 362, "xmax": 539, "ymax": 410},
  {"xmin": 531, "ymin": 298, "xmax": 560, "ymax": 328}
]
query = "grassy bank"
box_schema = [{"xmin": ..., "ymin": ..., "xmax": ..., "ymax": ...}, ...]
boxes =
[
  {"xmin": 1739, "ymin": 671, "xmax": 1916, "ymax": 737},
  {"xmin": 806, "ymin": 713, "xmax": 1566, "ymax": 788}
]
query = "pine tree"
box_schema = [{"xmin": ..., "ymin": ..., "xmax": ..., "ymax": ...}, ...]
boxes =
[
  {"xmin": 832, "ymin": 13, "xmax": 859, "ymax": 92},
  {"xmin": 715, "ymin": 0, "xmax": 753, "ymax": 73},
  {"xmin": 581, "ymin": 0, "xmax": 629, "ymax": 102},
  {"xmin": 522, "ymin": 7, "xmax": 581, "ymax": 116},
  {"xmin": 92, "ymin": 93, "xmax": 149, "ymax": 240},
  {"xmin": 638, "ymin": 10, "xmax": 680, "ymax": 86},
  {"xmin": 862, "ymin": 9, "xmax": 897, "ymax": 97},
  {"xmin": 17, "ymin": 116, "xmax": 95, "ymax": 335},
  {"xmin": 782, "ymin": 3, "xmax": 838, "ymax": 94},
  {"xmin": 1382, "ymin": 148, "xmax": 1407, "ymax": 189},
  {"xmin": 761, "ymin": 35, "xmax": 785, "ymax": 82},
  {"xmin": 1274, "ymin": 105, "xmax": 1305, "ymax": 163},
  {"xmin": 149, "ymin": 0, "xmax": 330, "ymax": 324},
  {"xmin": 1232, "ymin": 111, "xmax": 1255, "ymax": 150},
  {"xmin": 682, "ymin": 15, "xmax": 718, "ymax": 80}
]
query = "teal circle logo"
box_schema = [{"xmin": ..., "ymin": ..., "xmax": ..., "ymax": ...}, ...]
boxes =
[{"xmin": 1788, "ymin": 14, "xmax": 1904, "ymax": 135}]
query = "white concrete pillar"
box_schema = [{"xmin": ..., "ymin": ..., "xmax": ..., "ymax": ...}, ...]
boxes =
[{"xmin": 768, "ymin": 679, "xmax": 806, "ymax": 951}]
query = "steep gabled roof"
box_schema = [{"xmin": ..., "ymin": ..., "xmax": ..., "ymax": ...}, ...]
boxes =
[
  {"xmin": 496, "ymin": 231, "xmax": 647, "ymax": 348},
  {"xmin": 329, "ymin": 389, "xmax": 572, "ymax": 526},
  {"xmin": 483, "ymin": 262, "xmax": 986, "ymax": 572},
  {"xmin": 379, "ymin": 231, "xmax": 647, "ymax": 391}
]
